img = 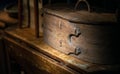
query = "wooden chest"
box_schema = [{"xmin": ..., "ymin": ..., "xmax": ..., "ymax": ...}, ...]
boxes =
[{"xmin": 43, "ymin": 3, "xmax": 120, "ymax": 64}]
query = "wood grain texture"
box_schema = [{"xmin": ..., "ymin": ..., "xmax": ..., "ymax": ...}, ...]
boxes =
[
  {"xmin": 43, "ymin": 6, "xmax": 120, "ymax": 64},
  {"xmin": 4, "ymin": 33, "xmax": 79, "ymax": 74}
]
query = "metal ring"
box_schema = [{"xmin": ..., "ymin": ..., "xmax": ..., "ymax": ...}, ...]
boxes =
[{"xmin": 74, "ymin": 0, "xmax": 90, "ymax": 12}]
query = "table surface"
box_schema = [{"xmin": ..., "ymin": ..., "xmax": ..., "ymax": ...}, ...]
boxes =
[{"xmin": 4, "ymin": 28, "xmax": 120, "ymax": 73}]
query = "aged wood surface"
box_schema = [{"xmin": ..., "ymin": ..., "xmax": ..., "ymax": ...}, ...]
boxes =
[
  {"xmin": 43, "ymin": 4, "xmax": 120, "ymax": 64},
  {"xmin": 4, "ymin": 28, "xmax": 120, "ymax": 73},
  {"xmin": 4, "ymin": 37, "xmax": 79, "ymax": 74},
  {"xmin": 0, "ymin": 29, "xmax": 12, "ymax": 74},
  {"xmin": 43, "ymin": 13, "xmax": 120, "ymax": 64},
  {"xmin": 20, "ymin": 0, "xmax": 43, "ymax": 32}
]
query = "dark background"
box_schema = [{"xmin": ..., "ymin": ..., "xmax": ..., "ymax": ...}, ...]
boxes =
[
  {"xmin": 0, "ymin": 0, "xmax": 17, "ymax": 10},
  {"xmin": 0, "ymin": 0, "xmax": 119, "ymax": 10}
]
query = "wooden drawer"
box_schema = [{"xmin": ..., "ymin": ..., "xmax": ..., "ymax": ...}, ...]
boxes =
[{"xmin": 4, "ymin": 37, "xmax": 80, "ymax": 74}]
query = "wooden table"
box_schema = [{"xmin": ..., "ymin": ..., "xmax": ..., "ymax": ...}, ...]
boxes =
[{"xmin": 3, "ymin": 28, "xmax": 120, "ymax": 74}]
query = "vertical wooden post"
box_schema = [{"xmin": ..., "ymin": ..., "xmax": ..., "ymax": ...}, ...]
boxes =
[
  {"xmin": 18, "ymin": 0, "xmax": 23, "ymax": 28},
  {"xmin": 39, "ymin": 0, "xmax": 43, "ymax": 33},
  {"xmin": 34, "ymin": 0, "xmax": 39, "ymax": 38},
  {"xmin": 27, "ymin": 0, "xmax": 31, "ymax": 28}
]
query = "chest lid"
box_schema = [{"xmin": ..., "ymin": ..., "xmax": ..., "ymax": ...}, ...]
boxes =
[{"xmin": 43, "ymin": 1, "xmax": 118, "ymax": 24}]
